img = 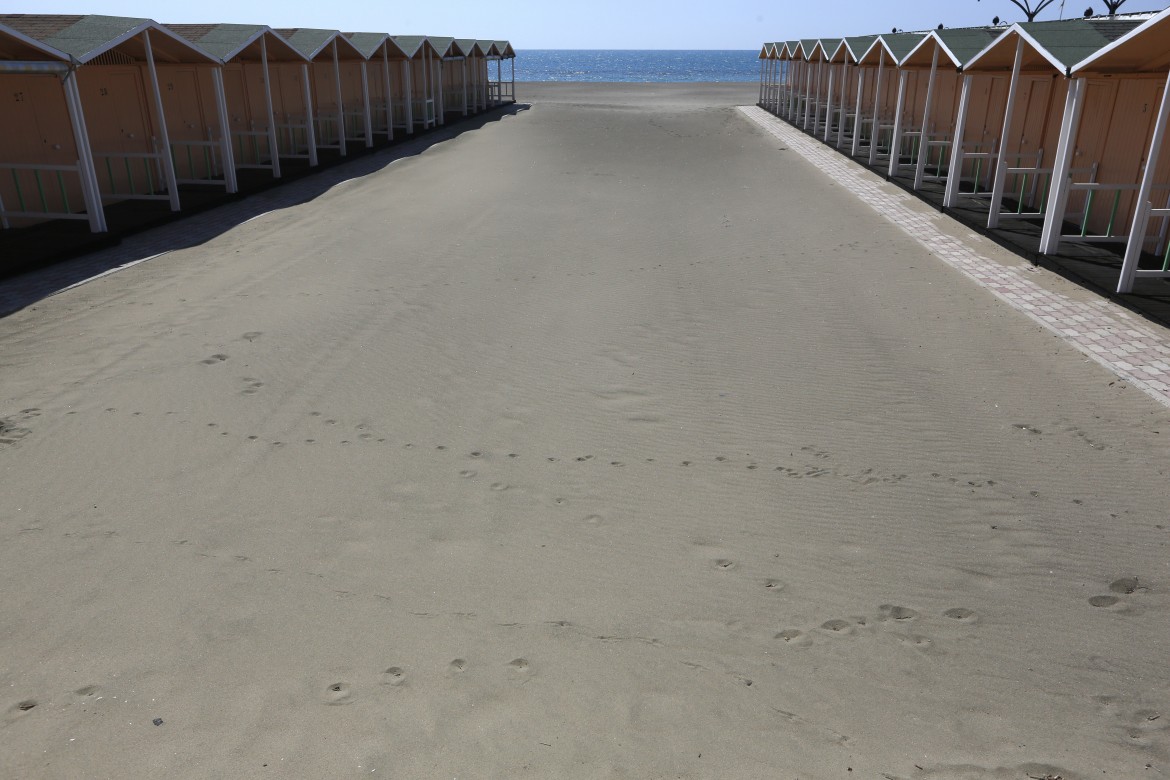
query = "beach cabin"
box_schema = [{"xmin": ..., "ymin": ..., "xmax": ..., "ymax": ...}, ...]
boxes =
[
  {"xmin": 834, "ymin": 36, "xmax": 877, "ymax": 155},
  {"xmin": 456, "ymin": 39, "xmax": 486, "ymax": 114},
  {"xmin": 823, "ymin": 38, "xmax": 862, "ymax": 147},
  {"xmin": 758, "ymin": 42, "xmax": 782, "ymax": 113},
  {"xmin": 276, "ymin": 28, "xmax": 371, "ymax": 158},
  {"xmin": 1037, "ymin": 9, "xmax": 1170, "ymax": 293},
  {"xmin": 795, "ymin": 40, "xmax": 828, "ymax": 132},
  {"xmin": 488, "ymin": 41, "xmax": 516, "ymax": 105},
  {"xmin": 0, "ymin": 20, "xmax": 106, "ymax": 233},
  {"xmin": 852, "ymin": 33, "xmax": 924, "ymax": 167},
  {"xmin": 345, "ymin": 32, "xmax": 410, "ymax": 142},
  {"xmin": 393, "ymin": 36, "xmax": 440, "ymax": 130},
  {"xmin": 946, "ymin": 17, "xmax": 1142, "ymax": 231},
  {"xmin": 1, "ymin": 14, "xmax": 230, "ymax": 221},
  {"xmin": 896, "ymin": 27, "xmax": 1003, "ymax": 189},
  {"xmin": 165, "ymin": 24, "xmax": 309, "ymax": 180},
  {"xmin": 778, "ymin": 42, "xmax": 799, "ymax": 121}
]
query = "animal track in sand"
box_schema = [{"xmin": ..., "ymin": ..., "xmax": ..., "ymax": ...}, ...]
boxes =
[
  {"xmin": 381, "ymin": 667, "xmax": 406, "ymax": 687},
  {"xmin": 200, "ymin": 354, "xmax": 228, "ymax": 364},
  {"xmin": 322, "ymin": 682, "xmax": 355, "ymax": 705}
]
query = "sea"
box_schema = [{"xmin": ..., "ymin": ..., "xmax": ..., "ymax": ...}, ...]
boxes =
[{"xmin": 514, "ymin": 50, "xmax": 760, "ymax": 83}]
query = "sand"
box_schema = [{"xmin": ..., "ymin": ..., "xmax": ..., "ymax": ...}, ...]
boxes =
[{"xmin": 2, "ymin": 83, "xmax": 1169, "ymax": 779}]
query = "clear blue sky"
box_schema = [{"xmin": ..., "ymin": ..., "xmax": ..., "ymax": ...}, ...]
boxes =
[{"xmin": 2, "ymin": 0, "xmax": 1162, "ymax": 48}]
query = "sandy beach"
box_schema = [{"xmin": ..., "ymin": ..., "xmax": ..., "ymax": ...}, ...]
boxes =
[{"xmin": 2, "ymin": 82, "xmax": 1169, "ymax": 778}]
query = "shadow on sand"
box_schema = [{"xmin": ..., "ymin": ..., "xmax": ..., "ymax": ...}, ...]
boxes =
[{"xmin": 0, "ymin": 103, "xmax": 531, "ymax": 318}]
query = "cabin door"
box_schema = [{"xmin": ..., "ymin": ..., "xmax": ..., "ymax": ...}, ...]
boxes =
[{"xmin": 1, "ymin": 72, "xmax": 83, "ymax": 220}]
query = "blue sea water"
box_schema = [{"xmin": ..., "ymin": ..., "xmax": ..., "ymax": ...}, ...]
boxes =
[{"xmin": 515, "ymin": 50, "xmax": 760, "ymax": 83}]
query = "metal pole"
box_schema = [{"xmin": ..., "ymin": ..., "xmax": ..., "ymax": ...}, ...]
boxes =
[
  {"xmin": 944, "ymin": 74, "xmax": 973, "ymax": 208},
  {"xmin": 869, "ymin": 55, "xmax": 885, "ymax": 166},
  {"xmin": 1040, "ymin": 78, "xmax": 1086, "ymax": 254},
  {"xmin": 913, "ymin": 46, "xmax": 941, "ymax": 189},
  {"xmin": 888, "ymin": 69, "xmax": 909, "ymax": 178},
  {"xmin": 301, "ymin": 63, "xmax": 318, "ymax": 165},
  {"xmin": 142, "ymin": 30, "xmax": 180, "ymax": 211},
  {"xmin": 988, "ymin": 37, "xmax": 1025, "ymax": 229},
  {"xmin": 1118, "ymin": 70, "xmax": 1170, "ymax": 293},
  {"xmin": 261, "ymin": 35, "xmax": 281, "ymax": 177},
  {"xmin": 211, "ymin": 68, "xmax": 238, "ymax": 192},
  {"xmin": 61, "ymin": 69, "xmax": 107, "ymax": 232}
]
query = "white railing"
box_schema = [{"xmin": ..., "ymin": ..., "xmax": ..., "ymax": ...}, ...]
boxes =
[
  {"xmin": 0, "ymin": 161, "xmax": 89, "ymax": 228},
  {"xmin": 232, "ymin": 128, "xmax": 275, "ymax": 169},
  {"xmin": 170, "ymin": 137, "xmax": 225, "ymax": 186},
  {"xmin": 950, "ymin": 141, "xmax": 1000, "ymax": 197},
  {"xmin": 275, "ymin": 118, "xmax": 312, "ymax": 160},
  {"xmin": 1061, "ymin": 180, "xmax": 1169, "ymax": 246},
  {"xmin": 343, "ymin": 109, "xmax": 367, "ymax": 142}
]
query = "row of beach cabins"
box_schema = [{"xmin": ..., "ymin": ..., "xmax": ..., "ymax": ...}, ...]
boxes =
[
  {"xmin": 758, "ymin": 6, "xmax": 1170, "ymax": 294},
  {"xmin": 0, "ymin": 14, "xmax": 516, "ymax": 239}
]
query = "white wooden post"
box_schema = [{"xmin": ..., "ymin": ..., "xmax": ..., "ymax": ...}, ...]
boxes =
[
  {"xmin": 402, "ymin": 60, "xmax": 413, "ymax": 132},
  {"xmin": 913, "ymin": 46, "xmax": 940, "ymax": 190},
  {"xmin": 824, "ymin": 64, "xmax": 836, "ymax": 142},
  {"xmin": 260, "ymin": 35, "xmax": 281, "ymax": 177},
  {"xmin": 888, "ymin": 69, "xmax": 909, "ymax": 177},
  {"xmin": 461, "ymin": 59, "xmax": 469, "ymax": 116},
  {"xmin": 836, "ymin": 61, "xmax": 849, "ymax": 148},
  {"xmin": 436, "ymin": 57, "xmax": 445, "ymax": 125},
  {"xmin": 360, "ymin": 62, "xmax": 373, "ymax": 147},
  {"xmin": 851, "ymin": 66, "xmax": 866, "ymax": 156},
  {"xmin": 944, "ymin": 74, "xmax": 973, "ymax": 208},
  {"xmin": 802, "ymin": 60, "xmax": 814, "ymax": 128},
  {"xmin": 61, "ymin": 69, "xmax": 107, "ymax": 232},
  {"xmin": 1118, "ymin": 70, "xmax": 1170, "ymax": 293},
  {"xmin": 382, "ymin": 47, "xmax": 394, "ymax": 140},
  {"xmin": 988, "ymin": 37, "xmax": 1025, "ymax": 229},
  {"xmin": 142, "ymin": 30, "xmax": 180, "ymax": 211},
  {"xmin": 301, "ymin": 64, "xmax": 318, "ymax": 165},
  {"xmin": 210, "ymin": 68, "xmax": 238, "ymax": 192},
  {"xmin": 331, "ymin": 40, "xmax": 346, "ymax": 156},
  {"xmin": 422, "ymin": 50, "xmax": 431, "ymax": 126},
  {"xmin": 869, "ymin": 56, "xmax": 885, "ymax": 165},
  {"xmin": 1040, "ymin": 77, "xmax": 1087, "ymax": 254}
]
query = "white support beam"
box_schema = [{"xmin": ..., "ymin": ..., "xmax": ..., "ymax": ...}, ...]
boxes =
[
  {"xmin": 461, "ymin": 59, "xmax": 469, "ymax": 116},
  {"xmin": 1040, "ymin": 78, "xmax": 1087, "ymax": 254},
  {"xmin": 836, "ymin": 61, "xmax": 848, "ymax": 148},
  {"xmin": 850, "ymin": 67, "xmax": 866, "ymax": 156},
  {"xmin": 944, "ymin": 74, "xmax": 973, "ymax": 209},
  {"xmin": 210, "ymin": 67, "xmax": 238, "ymax": 193},
  {"xmin": 360, "ymin": 62, "xmax": 373, "ymax": 147},
  {"xmin": 331, "ymin": 40, "xmax": 347, "ymax": 156},
  {"xmin": 301, "ymin": 64, "xmax": 318, "ymax": 165},
  {"xmin": 913, "ymin": 46, "xmax": 940, "ymax": 190},
  {"xmin": 142, "ymin": 29, "xmax": 180, "ymax": 211},
  {"xmin": 887, "ymin": 69, "xmax": 908, "ymax": 178},
  {"xmin": 260, "ymin": 35, "xmax": 281, "ymax": 177},
  {"xmin": 382, "ymin": 47, "xmax": 394, "ymax": 141},
  {"xmin": 988, "ymin": 37, "xmax": 1025, "ymax": 229},
  {"xmin": 824, "ymin": 64, "xmax": 836, "ymax": 142},
  {"xmin": 869, "ymin": 56, "xmax": 885, "ymax": 166},
  {"xmin": 802, "ymin": 61, "xmax": 814, "ymax": 128},
  {"xmin": 1118, "ymin": 70, "xmax": 1170, "ymax": 294},
  {"xmin": 402, "ymin": 60, "xmax": 413, "ymax": 133},
  {"xmin": 61, "ymin": 68, "xmax": 107, "ymax": 232}
]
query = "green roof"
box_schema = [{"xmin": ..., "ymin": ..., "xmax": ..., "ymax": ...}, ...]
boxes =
[
  {"xmin": 344, "ymin": 31, "xmax": 388, "ymax": 58},
  {"xmin": 799, "ymin": 38, "xmax": 822, "ymax": 58},
  {"xmin": 455, "ymin": 38, "xmax": 481, "ymax": 56},
  {"xmin": 164, "ymin": 23, "xmax": 263, "ymax": 60},
  {"xmin": 935, "ymin": 27, "xmax": 1004, "ymax": 66},
  {"xmin": 393, "ymin": 35, "xmax": 429, "ymax": 57},
  {"xmin": 880, "ymin": 32, "xmax": 927, "ymax": 61},
  {"xmin": 429, "ymin": 35, "xmax": 454, "ymax": 56},
  {"xmin": 842, "ymin": 35, "xmax": 878, "ymax": 60},
  {"xmin": 1017, "ymin": 17, "xmax": 1145, "ymax": 71},
  {"xmin": 1, "ymin": 14, "xmax": 145, "ymax": 60},
  {"xmin": 275, "ymin": 27, "xmax": 337, "ymax": 59}
]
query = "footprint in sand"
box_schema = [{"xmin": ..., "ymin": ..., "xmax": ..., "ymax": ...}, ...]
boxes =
[
  {"xmin": 448, "ymin": 659, "xmax": 468, "ymax": 675},
  {"xmin": 380, "ymin": 668, "xmax": 406, "ymax": 687},
  {"xmin": 200, "ymin": 354, "xmax": 228, "ymax": 365},
  {"xmin": 507, "ymin": 658, "xmax": 531, "ymax": 674},
  {"xmin": 241, "ymin": 332, "xmax": 262, "ymax": 342},
  {"xmin": 712, "ymin": 559, "xmax": 736, "ymax": 571},
  {"xmin": 322, "ymin": 682, "xmax": 355, "ymax": 706},
  {"xmin": 943, "ymin": 607, "xmax": 979, "ymax": 624},
  {"xmin": 774, "ymin": 629, "xmax": 813, "ymax": 648},
  {"xmin": 819, "ymin": 619, "xmax": 857, "ymax": 636},
  {"xmin": 763, "ymin": 579, "xmax": 785, "ymax": 592},
  {"xmin": 1109, "ymin": 576, "xmax": 1146, "ymax": 595},
  {"xmin": 877, "ymin": 604, "xmax": 919, "ymax": 623}
]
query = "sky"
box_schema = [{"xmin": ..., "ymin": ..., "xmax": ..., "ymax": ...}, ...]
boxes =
[{"xmin": 1, "ymin": 0, "xmax": 1163, "ymax": 49}]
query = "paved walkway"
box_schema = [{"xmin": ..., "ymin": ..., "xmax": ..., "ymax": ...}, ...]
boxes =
[{"xmin": 740, "ymin": 105, "xmax": 1170, "ymax": 410}]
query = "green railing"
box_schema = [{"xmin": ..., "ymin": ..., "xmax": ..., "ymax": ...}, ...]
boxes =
[
  {"xmin": 92, "ymin": 144, "xmax": 170, "ymax": 202},
  {"xmin": 1063, "ymin": 181, "xmax": 1170, "ymax": 251},
  {"xmin": 0, "ymin": 161, "xmax": 89, "ymax": 228}
]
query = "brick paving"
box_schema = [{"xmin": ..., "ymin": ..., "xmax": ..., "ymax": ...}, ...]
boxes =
[{"xmin": 739, "ymin": 105, "xmax": 1170, "ymax": 410}]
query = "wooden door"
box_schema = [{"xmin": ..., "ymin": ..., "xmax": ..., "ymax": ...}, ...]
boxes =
[{"xmin": 0, "ymin": 73, "xmax": 84, "ymax": 221}]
